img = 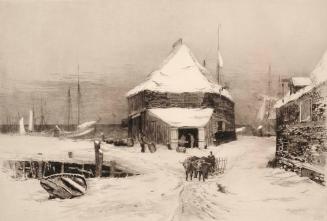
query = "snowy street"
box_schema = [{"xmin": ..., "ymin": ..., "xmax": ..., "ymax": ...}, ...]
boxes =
[{"xmin": 0, "ymin": 135, "xmax": 326, "ymax": 221}]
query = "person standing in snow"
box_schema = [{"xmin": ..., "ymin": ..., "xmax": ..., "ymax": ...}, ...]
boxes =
[
  {"xmin": 139, "ymin": 132, "xmax": 146, "ymax": 153},
  {"xmin": 207, "ymin": 151, "xmax": 216, "ymax": 172}
]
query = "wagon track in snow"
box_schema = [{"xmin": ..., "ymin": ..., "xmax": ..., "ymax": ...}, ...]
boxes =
[{"xmin": 168, "ymin": 176, "xmax": 226, "ymax": 221}]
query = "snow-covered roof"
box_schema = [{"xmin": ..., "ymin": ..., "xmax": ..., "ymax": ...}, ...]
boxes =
[
  {"xmin": 275, "ymin": 50, "xmax": 327, "ymax": 109},
  {"xmin": 126, "ymin": 43, "xmax": 233, "ymax": 101},
  {"xmin": 311, "ymin": 50, "xmax": 327, "ymax": 85},
  {"xmin": 148, "ymin": 108, "xmax": 213, "ymax": 128},
  {"xmin": 274, "ymin": 86, "xmax": 313, "ymax": 109},
  {"xmin": 291, "ymin": 77, "xmax": 311, "ymax": 87},
  {"xmin": 274, "ymin": 77, "xmax": 312, "ymax": 108}
]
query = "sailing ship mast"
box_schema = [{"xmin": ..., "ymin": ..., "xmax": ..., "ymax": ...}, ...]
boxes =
[
  {"xmin": 265, "ymin": 65, "xmax": 272, "ymax": 132},
  {"xmin": 267, "ymin": 65, "xmax": 272, "ymax": 97},
  {"xmin": 77, "ymin": 64, "xmax": 81, "ymax": 125},
  {"xmin": 67, "ymin": 88, "xmax": 72, "ymax": 130}
]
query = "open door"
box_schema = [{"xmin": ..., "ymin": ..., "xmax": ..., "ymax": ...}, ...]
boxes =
[{"xmin": 178, "ymin": 128, "xmax": 198, "ymax": 148}]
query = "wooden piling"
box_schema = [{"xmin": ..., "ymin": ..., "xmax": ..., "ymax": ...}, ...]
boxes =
[
  {"xmin": 13, "ymin": 161, "xmax": 17, "ymax": 178},
  {"xmin": 37, "ymin": 161, "xmax": 43, "ymax": 179},
  {"xmin": 94, "ymin": 140, "xmax": 103, "ymax": 177},
  {"xmin": 31, "ymin": 161, "xmax": 37, "ymax": 178},
  {"xmin": 110, "ymin": 161, "xmax": 116, "ymax": 177},
  {"xmin": 43, "ymin": 162, "xmax": 47, "ymax": 177}
]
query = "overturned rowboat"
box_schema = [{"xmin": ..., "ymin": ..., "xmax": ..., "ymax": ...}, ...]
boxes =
[{"xmin": 40, "ymin": 173, "xmax": 87, "ymax": 199}]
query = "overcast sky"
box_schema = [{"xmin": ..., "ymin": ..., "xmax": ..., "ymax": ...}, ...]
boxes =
[{"xmin": 1, "ymin": 0, "xmax": 327, "ymax": 124}]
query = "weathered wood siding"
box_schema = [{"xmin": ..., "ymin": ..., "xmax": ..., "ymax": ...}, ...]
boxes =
[
  {"xmin": 144, "ymin": 112, "xmax": 170, "ymax": 145},
  {"xmin": 128, "ymin": 90, "xmax": 205, "ymax": 115},
  {"xmin": 202, "ymin": 93, "xmax": 235, "ymax": 132},
  {"xmin": 128, "ymin": 92, "xmax": 145, "ymax": 115},
  {"xmin": 127, "ymin": 90, "xmax": 236, "ymax": 145},
  {"xmin": 276, "ymin": 81, "xmax": 327, "ymax": 167}
]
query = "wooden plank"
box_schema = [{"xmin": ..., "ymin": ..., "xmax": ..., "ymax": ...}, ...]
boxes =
[{"xmin": 43, "ymin": 162, "xmax": 47, "ymax": 177}]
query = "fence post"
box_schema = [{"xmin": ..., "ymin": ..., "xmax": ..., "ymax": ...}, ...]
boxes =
[{"xmin": 110, "ymin": 161, "xmax": 116, "ymax": 177}]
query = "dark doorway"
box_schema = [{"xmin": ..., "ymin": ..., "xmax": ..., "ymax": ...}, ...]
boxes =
[{"xmin": 178, "ymin": 128, "xmax": 198, "ymax": 148}]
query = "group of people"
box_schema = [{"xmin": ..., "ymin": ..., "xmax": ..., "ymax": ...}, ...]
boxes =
[
  {"xmin": 138, "ymin": 132, "xmax": 156, "ymax": 153},
  {"xmin": 178, "ymin": 133, "xmax": 196, "ymax": 148}
]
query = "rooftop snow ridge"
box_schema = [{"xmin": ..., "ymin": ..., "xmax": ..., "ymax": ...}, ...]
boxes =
[
  {"xmin": 311, "ymin": 50, "xmax": 327, "ymax": 85},
  {"xmin": 291, "ymin": 77, "xmax": 312, "ymax": 87},
  {"xmin": 126, "ymin": 42, "xmax": 233, "ymax": 101}
]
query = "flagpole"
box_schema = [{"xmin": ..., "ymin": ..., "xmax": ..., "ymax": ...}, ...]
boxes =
[{"xmin": 217, "ymin": 24, "xmax": 221, "ymax": 84}]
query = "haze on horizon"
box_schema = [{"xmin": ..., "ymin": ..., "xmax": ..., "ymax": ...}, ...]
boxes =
[{"xmin": 1, "ymin": 0, "xmax": 327, "ymax": 125}]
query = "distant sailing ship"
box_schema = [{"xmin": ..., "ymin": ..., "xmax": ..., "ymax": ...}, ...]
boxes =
[
  {"xmin": 56, "ymin": 65, "xmax": 97, "ymax": 138},
  {"xmin": 17, "ymin": 99, "xmax": 50, "ymax": 135},
  {"xmin": 255, "ymin": 65, "xmax": 277, "ymax": 136}
]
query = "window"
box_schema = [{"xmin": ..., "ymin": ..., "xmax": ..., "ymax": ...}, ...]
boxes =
[{"xmin": 300, "ymin": 99, "xmax": 312, "ymax": 122}]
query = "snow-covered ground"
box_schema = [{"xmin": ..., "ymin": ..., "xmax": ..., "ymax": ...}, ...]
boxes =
[{"xmin": 0, "ymin": 135, "xmax": 326, "ymax": 221}]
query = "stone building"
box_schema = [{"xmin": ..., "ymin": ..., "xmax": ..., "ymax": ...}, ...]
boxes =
[
  {"xmin": 274, "ymin": 51, "xmax": 327, "ymax": 180},
  {"xmin": 126, "ymin": 41, "xmax": 236, "ymax": 149}
]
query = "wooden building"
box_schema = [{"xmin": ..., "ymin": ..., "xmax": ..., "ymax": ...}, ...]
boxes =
[
  {"xmin": 274, "ymin": 52, "xmax": 327, "ymax": 178},
  {"xmin": 126, "ymin": 41, "xmax": 236, "ymax": 149}
]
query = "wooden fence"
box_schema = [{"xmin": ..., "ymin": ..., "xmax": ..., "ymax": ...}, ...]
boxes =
[{"xmin": 214, "ymin": 157, "xmax": 227, "ymax": 174}]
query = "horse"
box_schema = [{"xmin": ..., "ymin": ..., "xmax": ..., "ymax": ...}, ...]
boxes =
[
  {"xmin": 200, "ymin": 156, "xmax": 216, "ymax": 174},
  {"xmin": 193, "ymin": 159, "xmax": 212, "ymax": 182},
  {"xmin": 182, "ymin": 156, "xmax": 199, "ymax": 181}
]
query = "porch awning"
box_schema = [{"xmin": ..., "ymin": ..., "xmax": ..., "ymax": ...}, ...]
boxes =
[{"xmin": 148, "ymin": 108, "xmax": 213, "ymax": 128}]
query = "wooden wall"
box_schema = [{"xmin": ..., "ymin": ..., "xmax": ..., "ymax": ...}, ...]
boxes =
[
  {"xmin": 276, "ymin": 81, "xmax": 327, "ymax": 167},
  {"xmin": 128, "ymin": 90, "xmax": 209, "ymax": 114},
  {"xmin": 143, "ymin": 112, "xmax": 170, "ymax": 145},
  {"xmin": 127, "ymin": 90, "xmax": 236, "ymax": 145}
]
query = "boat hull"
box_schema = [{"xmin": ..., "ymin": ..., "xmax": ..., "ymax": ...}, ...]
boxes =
[{"xmin": 40, "ymin": 173, "xmax": 87, "ymax": 199}]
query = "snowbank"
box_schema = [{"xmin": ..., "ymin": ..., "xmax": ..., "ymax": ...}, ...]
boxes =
[
  {"xmin": 0, "ymin": 135, "xmax": 326, "ymax": 221},
  {"xmin": 126, "ymin": 44, "xmax": 233, "ymax": 101}
]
